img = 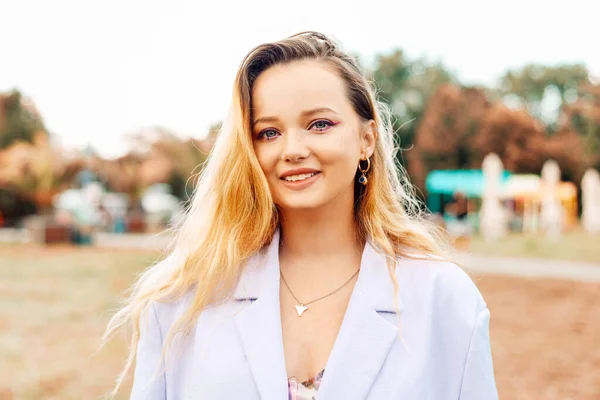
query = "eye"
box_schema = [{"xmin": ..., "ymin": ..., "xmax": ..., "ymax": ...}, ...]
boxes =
[
  {"xmin": 257, "ymin": 129, "xmax": 280, "ymax": 141},
  {"xmin": 309, "ymin": 119, "xmax": 335, "ymax": 132}
]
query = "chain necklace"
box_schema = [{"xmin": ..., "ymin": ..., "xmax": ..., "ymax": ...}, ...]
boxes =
[{"xmin": 280, "ymin": 268, "xmax": 360, "ymax": 317}]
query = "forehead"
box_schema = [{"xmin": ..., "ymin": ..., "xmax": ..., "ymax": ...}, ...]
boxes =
[{"xmin": 251, "ymin": 60, "xmax": 352, "ymax": 119}]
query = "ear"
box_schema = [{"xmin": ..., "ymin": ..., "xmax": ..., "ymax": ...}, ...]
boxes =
[{"xmin": 360, "ymin": 120, "xmax": 377, "ymax": 159}]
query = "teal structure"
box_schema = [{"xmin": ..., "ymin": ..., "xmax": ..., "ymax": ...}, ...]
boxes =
[{"xmin": 425, "ymin": 169, "xmax": 511, "ymax": 214}]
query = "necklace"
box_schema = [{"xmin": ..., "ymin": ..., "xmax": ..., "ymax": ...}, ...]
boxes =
[{"xmin": 280, "ymin": 268, "xmax": 360, "ymax": 317}]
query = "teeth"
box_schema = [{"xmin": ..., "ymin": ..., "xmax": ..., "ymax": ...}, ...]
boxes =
[{"xmin": 283, "ymin": 172, "xmax": 317, "ymax": 182}]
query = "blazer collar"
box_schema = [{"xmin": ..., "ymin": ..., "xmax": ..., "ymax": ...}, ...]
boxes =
[
  {"xmin": 232, "ymin": 230, "xmax": 288, "ymax": 400},
  {"xmin": 234, "ymin": 229, "xmax": 404, "ymax": 314},
  {"xmin": 233, "ymin": 228, "xmax": 403, "ymax": 400},
  {"xmin": 233, "ymin": 229, "xmax": 280, "ymax": 302}
]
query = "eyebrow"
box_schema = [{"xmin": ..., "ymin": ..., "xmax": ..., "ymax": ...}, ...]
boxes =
[{"xmin": 252, "ymin": 107, "xmax": 339, "ymax": 126}]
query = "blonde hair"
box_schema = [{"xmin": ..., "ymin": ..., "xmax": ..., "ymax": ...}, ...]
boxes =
[{"xmin": 104, "ymin": 31, "xmax": 450, "ymax": 396}]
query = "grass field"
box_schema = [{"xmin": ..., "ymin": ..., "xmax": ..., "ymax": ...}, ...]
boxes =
[
  {"xmin": 467, "ymin": 230, "xmax": 600, "ymax": 263},
  {"xmin": 0, "ymin": 245, "xmax": 162, "ymax": 400},
  {"xmin": 1, "ymin": 244, "xmax": 599, "ymax": 399}
]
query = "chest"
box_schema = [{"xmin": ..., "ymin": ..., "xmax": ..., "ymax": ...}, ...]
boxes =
[
  {"xmin": 161, "ymin": 282, "xmax": 473, "ymax": 400},
  {"xmin": 168, "ymin": 318, "xmax": 464, "ymax": 400},
  {"xmin": 279, "ymin": 283, "xmax": 354, "ymax": 382}
]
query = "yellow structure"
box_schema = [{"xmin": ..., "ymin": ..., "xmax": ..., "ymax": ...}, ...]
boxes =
[{"xmin": 502, "ymin": 175, "xmax": 578, "ymax": 231}]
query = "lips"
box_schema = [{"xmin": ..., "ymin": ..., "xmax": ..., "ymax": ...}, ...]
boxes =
[
  {"xmin": 282, "ymin": 172, "xmax": 319, "ymax": 182},
  {"xmin": 279, "ymin": 168, "xmax": 321, "ymax": 180},
  {"xmin": 279, "ymin": 169, "xmax": 321, "ymax": 191}
]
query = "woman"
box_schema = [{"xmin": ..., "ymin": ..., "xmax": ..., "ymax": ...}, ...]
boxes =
[{"xmin": 105, "ymin": 32, "xmax": 498, "ymax": 399}]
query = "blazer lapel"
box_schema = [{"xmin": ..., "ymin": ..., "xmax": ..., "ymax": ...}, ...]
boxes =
[
  {"xmin": 317, "ymin": 241, "xmax": 402, "ymax": 400},
  {"xmin": 233, "ymin": 230, "xmax": 288, "ymax": 400}
]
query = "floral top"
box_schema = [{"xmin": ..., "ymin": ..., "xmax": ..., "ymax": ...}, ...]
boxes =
[{"xmin": 288, "ymin": 369, "xmax": 324, "ymax": 400}]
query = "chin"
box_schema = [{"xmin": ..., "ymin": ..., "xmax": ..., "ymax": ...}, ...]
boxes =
[
  {"xmin": 273, "ymin": 183, "xmax": 352, "ymax": 213},
  {"xmin": 277, "ymin": 198, "xmax": 326, "ymax": 211},
  {"xmin": 275, "ymin": 192, "xmax": 330, "ymax": 211}
]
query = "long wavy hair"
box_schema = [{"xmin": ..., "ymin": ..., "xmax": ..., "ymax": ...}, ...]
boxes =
[{"xmin": 104, "ymin": 31, "xmax": 450, "ymax": 396}]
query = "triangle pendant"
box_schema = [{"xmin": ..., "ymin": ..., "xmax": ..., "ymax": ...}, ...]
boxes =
[{"xmin": 295, "ymin": 304, "xmax": 308, "ymax": 317}]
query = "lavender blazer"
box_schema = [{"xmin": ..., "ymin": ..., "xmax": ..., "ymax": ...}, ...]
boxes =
[{"xmin": 131, "ymin": 230, "xmax": 498, "ymax": 399}]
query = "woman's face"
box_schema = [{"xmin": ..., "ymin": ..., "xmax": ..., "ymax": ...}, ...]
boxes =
[{"xmin": 251, "ymin": 60, "xmax": 375, "ymax": 211}]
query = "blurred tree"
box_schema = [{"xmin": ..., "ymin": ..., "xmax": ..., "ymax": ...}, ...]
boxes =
[
  {"xmin": 0, "ymin": 132, "xmax": 73, "ymax": 212},
  {"xmin": 570, "ymin": 84, "xmax": 600, "ymax": 150},
  {"xmin": 410, "ymin": 84, "xmax": 549, "ymax": 189},
  {"xmin": 372, "ymin": 51, "xmax": 455, "ymax": 171},
  {"xmin": 103, "ymin": 126, "xmax": 215, "ymax": 202},
  {"xmin": 553, "ymin": 83, "xmax": 600, "ymax": 177},
  {"xmin": 474, "ymin": 105, "xmax": 547, "ymax": 173},
  {"xmin": 0, "ymin": 90, "xmax": 47, "ymax": 149},
  {"xmin": 409, "ymin": 84, "xmax": 490, "ymax": 188},
  {"xmin": 499, "ymin": 64, "xmax": 589, "ymax": 128},
  {"xmin": 543, "ymin": 129, "xmax": 588, "ymax": 182}
]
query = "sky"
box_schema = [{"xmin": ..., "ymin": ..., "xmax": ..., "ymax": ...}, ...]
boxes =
[{"xmin": 1, "ymin": 0, "xmax": 598, "ymax": 158}]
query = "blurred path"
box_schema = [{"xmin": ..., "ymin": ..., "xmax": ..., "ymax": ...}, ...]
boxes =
[
  {"xmin": 90, "ymin": 233, "xmax": 600, "ymax": 282},
  {"xmin": 456, "ymin": 253, "xmax": 600, "ymax": 282},
  {"xmin": 93, "ymin": 232, "xmax": 173, "ymax": 251}
]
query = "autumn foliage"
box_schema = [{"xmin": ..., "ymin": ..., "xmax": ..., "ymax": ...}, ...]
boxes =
[{"xmin": 409, "ymin": 82, "xmax": 600, "ymax": 190}]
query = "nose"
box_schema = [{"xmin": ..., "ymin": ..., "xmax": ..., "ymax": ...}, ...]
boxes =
[{"xmin": 280, "ymin": 130, "xmax": 310, "ymax": 162}]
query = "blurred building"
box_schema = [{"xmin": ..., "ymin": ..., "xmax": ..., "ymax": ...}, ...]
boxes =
[{"xmin": 425, "ymin": 169, "xmax": 578, "ymax": 233}]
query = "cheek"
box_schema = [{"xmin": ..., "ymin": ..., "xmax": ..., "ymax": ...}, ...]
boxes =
[
  {"xmin": 254, "ymin": 144, "xmax": 279, "ymax": 176},
  {"xmin": 331, "ymin": 153, "xmax": 360, "ymax": 180},
  {"xmin": 318, "ymin": 138, "xmax": 361, "ymax": 174}
]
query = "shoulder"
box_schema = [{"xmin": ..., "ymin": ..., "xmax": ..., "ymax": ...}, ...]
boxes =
[
  {"xmin": 144, "ymin": 250, "xmax": 267, "ymax": 338},
  {"xmin": 396, "ymin": 256, "xmax": 487, "ymax": 327},
  {"xmin": 149, "ymin": 290, "xmax": 196, "ymax": 335},
  {"xmin": 149, "ymin": 285, "xmax": 248, "ymax": 338}
]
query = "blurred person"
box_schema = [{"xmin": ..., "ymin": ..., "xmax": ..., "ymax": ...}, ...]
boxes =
[
  {"xmin": 97, "ymin": 204, "xmax": 113, "ymax": 232},
  {"xmin": 105, "ymin": 32, "xmax": 497, "ymax": 399},
  {"xmin": 445, "ymin": 191, "xmax": 473, "ymax": 251}
]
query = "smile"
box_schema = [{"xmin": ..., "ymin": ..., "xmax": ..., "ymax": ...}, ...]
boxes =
[
  {"xmin": 280, "ymin": 171, "xmax": 321, "ymax": 191},
  {"xmin": 282, "ymin": 172, "xmax": 319, "ymax": 182}
]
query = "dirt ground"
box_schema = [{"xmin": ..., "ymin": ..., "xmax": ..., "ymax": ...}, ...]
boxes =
[
  {"xmin": 475, "ymin": 274, "xmax": 600, "ymax": 400},
  {"xmin": 0, "ymin": 245, "xmax": 599, "ymax": 399}
]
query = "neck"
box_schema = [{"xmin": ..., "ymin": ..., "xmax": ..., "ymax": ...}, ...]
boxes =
[{"xmin": 277, "ymin": 191, "xmax": 363, "ymax": 276}]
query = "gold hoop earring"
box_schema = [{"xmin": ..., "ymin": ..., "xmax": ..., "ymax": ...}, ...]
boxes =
[{"xmin": 358, "ymin": 157, "xmax": 371, "ymax": 185}]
